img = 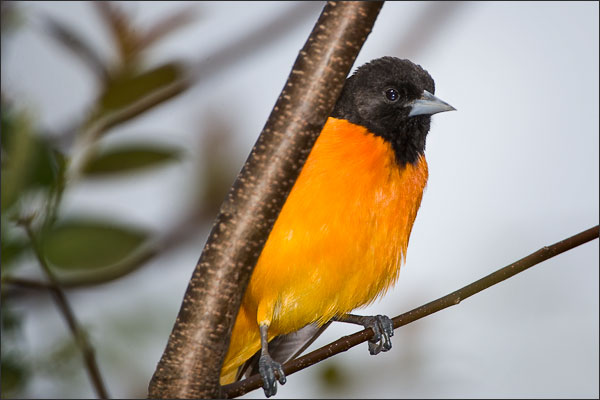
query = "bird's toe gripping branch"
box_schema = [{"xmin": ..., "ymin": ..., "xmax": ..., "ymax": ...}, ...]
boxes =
[
  {"xmin": 334, "ymin": 313, "xmax": 394, "ymax": 355},
  {"xmin": 258, "ymin": 353, "xmax": 286, "ymax": 398},
  {"xmin": 364, "ymin": 314, "xmax": 394, "ymax": 355}
]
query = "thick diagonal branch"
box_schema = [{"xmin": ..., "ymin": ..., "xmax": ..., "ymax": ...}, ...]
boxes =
[{"xmin": 147, "ymin": 2, "xmax": 384, "ymax": 398}]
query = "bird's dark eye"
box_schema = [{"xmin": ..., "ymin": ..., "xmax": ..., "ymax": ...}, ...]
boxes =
[{"xmin": 385, "ymin": 88, "xmax": 399, "ymax": 102}]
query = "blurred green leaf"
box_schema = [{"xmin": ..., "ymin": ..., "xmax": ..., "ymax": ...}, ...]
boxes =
[
  {"xmin": 31, "ymin": 138, "xmax": 58, "ymax": 188},
  {"xmin": 1, "ymin": 303, "xmax": 22, "ymax": 332},
  {"xmin": 1, "ymin": 305, "xmax": 28, "ymax": 396},
  {"xmin": 1, "ymin": 99, "xmax": 18, "ymax": 146},
  {"xmin": 94, "ymin": 62, "xmax": 183, "ymax": 117},
  {"xmin": 83, "ymin": 3, "xmax": 192, "ymax": 135},
  {"xmin": 42, "ymin": 219, "xmax": 148, "ymax": 270},
  {"xmin": 82, "ymin": 144, "xmax": 181, "ymax": 177},
  {"xmin": 0, "ymin": 355, "xmax": 27, "ymax": 395},
  {"xmin": 1, "ymin": 221, "xmax": 30, "ymax": 272},
  {"xmin": 1, "ymin": 110, "xmax": 34, "ymax": 212},
  {"xmin": 1, "ymin": 102, "xmax": 62, "ymax": 214},
  {"xmin": 0, "ymin": 238, "xmax": 29, "ymax": 272},
  {"xmin": 1, "ymin": 107, "xmax": 60, "ymax": 212},
  {"xmin": 1, "ymin": 137, "xmax": 61, "ymax": 212}
]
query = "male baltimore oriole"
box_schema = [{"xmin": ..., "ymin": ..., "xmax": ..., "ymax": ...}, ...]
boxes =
[{"xmin": 220, "ymin": 57, "xmax": 454, "ymax": 397}]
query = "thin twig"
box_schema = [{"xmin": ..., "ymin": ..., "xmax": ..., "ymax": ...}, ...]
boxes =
[
  {"xmin": 19, "ymin": 220, "xmax": 110, "ymax": 399},
  {"xmin": 41, "ymin": 14, "xmax": 110, "ymax": 82},
  {"xmin": 221, "ymin": 225, "xmax": 599, "ymax": 398},
  {"xmin": 2, "ymin": 203, "xmax": 212, "ymax": 299},
  {"xmin": 2, "ymin": 276, "xmax": 55, "ymax": 291},
  {"xmin": 49, "ymin": 2, "xmax": 322, "ymax": 152},
  {"xmin": 66, "ymin": 75, "xmax": 190, "ymax": 183}
]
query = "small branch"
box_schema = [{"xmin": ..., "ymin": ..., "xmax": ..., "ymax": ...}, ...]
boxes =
[
  {"xmin": 66, "ymin": 76, "xmax": 190, "ymax": 183},
  {"xmin": 55, "ymin": 203, "xmax": 211, "ymax": 289},
  {"xmin": 19, "ymin": 220, "xmax": 110, "ymax": 400},
  {"xmin": 87, "ymin": 77, "xmax": 191, "ymax": 140},
  {"xmin": 221, "ymin": 225, "xmax": 599, "ymax": 398},
  {"xmin": 41, "ymin": 14, "xmax": 111, "ymax": 82},
  {"xmin": 49, "ymin": 3, "xmax": 321, "ymax": 152},
  {"xmin": 2, "ymin": 276, "xmax": 55, "ymax": 291},
  {"xmin": 3, "ymin": 204, "xmax": 212, "ymax": 297}
]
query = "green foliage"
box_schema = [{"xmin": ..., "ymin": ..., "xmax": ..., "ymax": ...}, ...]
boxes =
[
  {"xmin": 1, "ymin": 106, "xmax": 61, "ymax": 213},
  {"xmin": 42, "ymin": 219, "xmax": 149, "ymax": 270},
  {"xmin": 96, "ymin": 62, "xmax": 184, "ymax": 116},
  {"xmin": 1, "ymin": 304, "xmax": 29, "ymax": 397},
  {"xmin": 0, "ymin": 1, "xmax": 193, "ymax": 275},
  {"xmin": 1, "ymin": 350, "xmax": 28, "ymax": 395},
  {"xmin": 0, "ymin": 219, "xmax": 30, "ymax": 272},
  {"xmin": 82, "ymin": 144, "xmax": 181, "ymax": 177},
  {"xmin": 1, "ymin": 3, "xmax": 202, "ymax": 397}
]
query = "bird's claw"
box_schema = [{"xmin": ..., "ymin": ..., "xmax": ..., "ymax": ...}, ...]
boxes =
[
  {"xmin": 258, "ymin": 354, "xmax": 286, "ymax": 398},
  {"xmin": 363, "ymin": 315, "xmax": 394, "ymax": 355}
]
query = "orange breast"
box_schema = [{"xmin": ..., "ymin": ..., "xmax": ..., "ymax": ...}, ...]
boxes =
[{"xmin": 221, "ymin": 117, "xmax": 428, "ymax": 380}]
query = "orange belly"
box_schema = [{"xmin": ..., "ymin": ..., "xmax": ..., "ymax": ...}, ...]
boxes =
[{"xmin": 221, "ymin": 117, "xmax": 428, "ymax": 381}]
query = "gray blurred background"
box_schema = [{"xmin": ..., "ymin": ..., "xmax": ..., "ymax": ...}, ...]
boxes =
[{"xmin": 1, "ymin": 1, "xmax": 598, "ymax": 398}]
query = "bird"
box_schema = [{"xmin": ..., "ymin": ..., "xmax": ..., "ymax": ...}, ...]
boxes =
[{"xmin": 219, "ymin": 56, "xmax": 455, "ymax": 397}]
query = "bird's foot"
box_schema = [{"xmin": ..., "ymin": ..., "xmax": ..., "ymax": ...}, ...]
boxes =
[
  {"xmin": 361, "ymin": 314, "xmax": 394, "ymax": 355},
  {"xmin": 258, "ymin": 353, "xmax": 286, "ymax": 398}
]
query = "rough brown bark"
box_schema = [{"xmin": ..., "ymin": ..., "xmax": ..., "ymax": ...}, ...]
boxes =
[{"xmin": 147, "ymin": 2, "xmax": 384, "ymax": 398}]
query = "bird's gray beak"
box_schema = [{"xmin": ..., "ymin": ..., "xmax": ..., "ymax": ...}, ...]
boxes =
[{"xmin": 408, "ymin": 90, "xmax": 455, "ymax": 117}]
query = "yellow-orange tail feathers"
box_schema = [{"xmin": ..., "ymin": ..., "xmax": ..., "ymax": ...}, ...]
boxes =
[{"xmin": 220, "ymin": 306, "xmax": 261, "ymax": 384}]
